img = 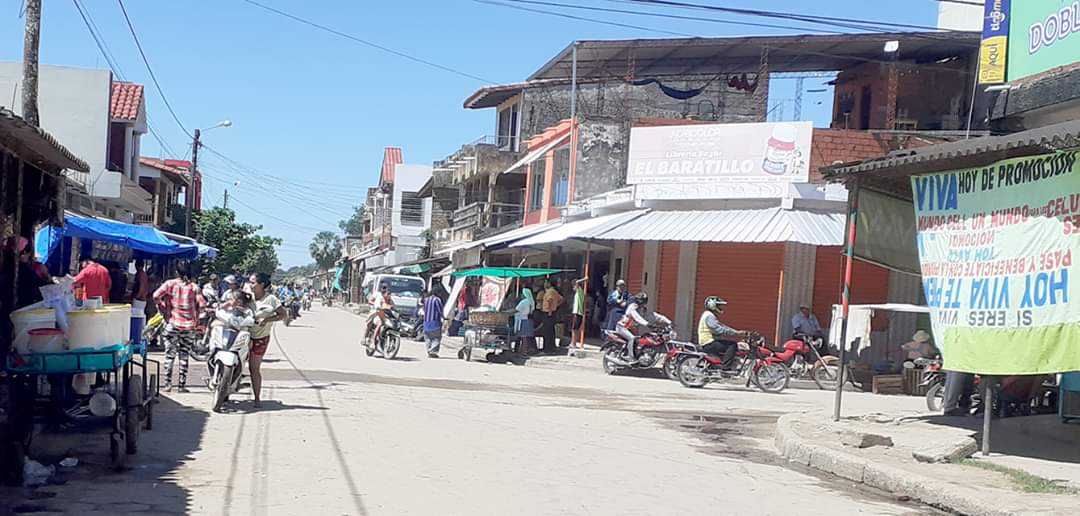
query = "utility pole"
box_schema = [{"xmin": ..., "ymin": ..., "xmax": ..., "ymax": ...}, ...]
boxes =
[
  {"xmin": 186, "ymin": 128, "xmax": 200, "ymax": 236},
  {"xmin": 793, "ymin": 77, "xmax": 805, "ymax": 121},
  {"xmin": 22, "ymin": 0, "xmax": 41, "ymax": 125},
  {"xmin": 223, "ymin": 189, "xmax": 229, "ymax": 209}
]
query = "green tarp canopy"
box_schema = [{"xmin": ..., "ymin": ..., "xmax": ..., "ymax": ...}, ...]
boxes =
[{"xmin": 451, "ymin": 267, "xmax": 565, "ymax": 279}]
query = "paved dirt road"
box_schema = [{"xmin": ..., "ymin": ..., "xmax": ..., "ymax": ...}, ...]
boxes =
[{"xmin": 3, "ymin": 306, "xmax": 939, "ymax": 515}]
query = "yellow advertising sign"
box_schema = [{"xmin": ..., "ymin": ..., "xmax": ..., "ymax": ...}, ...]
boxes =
[{"xmin": 979, "ymin": 35, "xmax": 1007, "ymax": 84}]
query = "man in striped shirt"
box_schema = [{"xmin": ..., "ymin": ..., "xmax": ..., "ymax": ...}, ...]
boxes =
[{"xmin": 153, "ymin": 262, "xmax": 206, "ymax": 392}]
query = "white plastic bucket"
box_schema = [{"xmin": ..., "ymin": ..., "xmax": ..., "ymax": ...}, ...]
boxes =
[
  {"xmin": 28, "ymin": 328, "xmax": 66, "ymax": 353},
  {"xmin": 12, "ymin": 308, "xmax": 56, "ymax": 354},
  {"xmin": 67, "ymin": 306, "xmax": 129, "ymax": 350}
]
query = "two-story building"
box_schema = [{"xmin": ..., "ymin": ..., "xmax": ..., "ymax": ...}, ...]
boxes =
[
  {"xmin": 136, "ymin": 157, "xmax": 189, "ymax": 228},
  {"xmin": 442, "ymin": 31, "xmax": 984, "ymax": 347},
  {"xmin": 0, "ymin": 63, "xmax": 153, "ymax": 222}
]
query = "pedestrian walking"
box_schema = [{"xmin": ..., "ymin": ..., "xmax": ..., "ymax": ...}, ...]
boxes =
[
  {"xmin": 540, "ymin": 279, "xmax": 564, "ymax": 354},
  {"xmin": 248, "ymin": 272, "xmax": 286, "ymax": 407},
  {"xmin": 153, "ymin": 261, "xmax": 205, "ymax": 393},
  {"xmin": 422, "ymin": 290, "xmax": 445, "ymax": 358}
]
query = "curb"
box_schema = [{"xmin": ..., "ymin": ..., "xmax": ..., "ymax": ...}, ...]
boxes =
[{"xmin": 774, "ymin": 414, "xmax": 1019, "ymax": 516}]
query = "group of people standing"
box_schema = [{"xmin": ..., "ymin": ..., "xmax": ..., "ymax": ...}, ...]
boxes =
[
  {"xmin": 511, "ymin": 278, "xmax": 574, "ymax": 355},
  {"xmin": 152, "ymin": 263, "xmax": 286, "ymax": 407}
]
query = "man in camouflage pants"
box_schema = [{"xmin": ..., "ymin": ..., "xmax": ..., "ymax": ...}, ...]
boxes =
[{"xmin": 153, "ymin": 262, "xmax": 206, "ymax": 392}]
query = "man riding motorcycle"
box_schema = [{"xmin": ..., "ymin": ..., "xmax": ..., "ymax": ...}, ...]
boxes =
[
  {"xmin": 615, "ymin": 293, "xmax": 671, "ymax": 364},
  {"xmin": 697, "ymin": 296, "xmax": 754, "ymax": 370},
  {"xmin": 364, "ymin": 285, "xmax": 396, "ymax": 342}
]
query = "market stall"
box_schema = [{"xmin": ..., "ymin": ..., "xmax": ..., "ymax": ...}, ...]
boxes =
[
  {"xmin": 450, "ymin": 267, "xmax": 565, "ymax": 362},
  {"xmin": 5, "ymin": 213, "xmax": 214, "ymax": 473}
]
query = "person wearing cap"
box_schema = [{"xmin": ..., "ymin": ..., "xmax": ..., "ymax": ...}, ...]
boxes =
[
  {"xmin": 202, "ymin": 273, "xmax": 222, "ymax": 306},
  {"xmin": 220, "ymin": 275, "xmax": 243, "ymax": 303},
  {"xmin": 604, "ymin": 279, "xmax": 630, "ymax": 330},
  {"xmin": 901, "ymin": 330, "xmax": 936, "ymax": 361},
  {"xmin": 791, "ymin": 303, "xmax": 824, "ymax": 338}
]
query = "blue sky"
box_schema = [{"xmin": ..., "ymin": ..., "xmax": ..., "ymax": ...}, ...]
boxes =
[{"xmin": 1, "ymin": 0, "xmax": 944, "ymax": 266}]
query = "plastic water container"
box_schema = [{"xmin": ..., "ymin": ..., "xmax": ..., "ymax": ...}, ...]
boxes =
[
  {"xmin": 11, "ymin": 307, "xmax": 56, "ymax": 354},
  {"xmin": 67, "ymin": 306, "xmax": 130, "ymax": 350},
  {"xmin": 28, "ymin": 328, "xmax": 66, "ymax": 353}
]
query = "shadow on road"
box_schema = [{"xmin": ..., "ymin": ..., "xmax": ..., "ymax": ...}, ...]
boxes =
[
  {"xmin": 227, "ymin": 399, "xmax": 329, "ymax": 414},
  {"xmin": 0, "ymin": 396, "xmax": 207, "ymax": 515},
  {"xmin": 921, "ymin": 413, "xmax": 1080, "ymax": 464}
]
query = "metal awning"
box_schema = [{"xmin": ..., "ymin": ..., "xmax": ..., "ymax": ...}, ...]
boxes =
[
  {"xmin": 510, "ymin": 211, "xmax": 647, "ymax": 248},
  {"xmin": 499, "ymin": 133, "xmax": 570, "ymax": 176},
  {"xmin": 436, "ymin": 220, "xmax": 563, "ymax": 257},
  {"xmin": 587, "ymin": 208, "xmax": 844, "ymax": 246}
]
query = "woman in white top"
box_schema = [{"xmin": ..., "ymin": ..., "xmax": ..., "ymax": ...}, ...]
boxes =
[
  {"xmin": 514, "ymin": 288, "xmax": 536, "ymax": 354},
  {"xmin": 247, "ymin": 272, "xmax": 287, "ymax": 408}
]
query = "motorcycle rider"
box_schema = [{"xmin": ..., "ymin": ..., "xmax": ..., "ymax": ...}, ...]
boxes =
[
  {"xmin": 364, "ymin": 285, "xmax": 396, "ymax": 342},
  {"xmin": 615, "ymin": 292, "xmax": 671, "ymax": 364},
  {"xmin": 698, "ymin": 296, "xmax": 754, "ymax": 371}
]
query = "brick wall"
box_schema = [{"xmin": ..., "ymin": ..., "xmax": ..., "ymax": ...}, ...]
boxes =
[{"xmin": 808, "ymin": 129, "xmax": 952, "ymax": 183}]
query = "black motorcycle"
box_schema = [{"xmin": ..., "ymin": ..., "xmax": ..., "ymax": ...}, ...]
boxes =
[{"xmin": 364, "ymin": 309, "xmax": 402, "ymax": 359}]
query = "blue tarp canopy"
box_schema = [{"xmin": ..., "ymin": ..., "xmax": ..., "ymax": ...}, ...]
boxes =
[{"xmin": 36, "ymin": 213, "xmax": 204, "ymax": 262}]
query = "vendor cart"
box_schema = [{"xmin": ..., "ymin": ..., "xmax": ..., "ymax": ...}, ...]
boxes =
[
  {"xmin": 5, "ymin": 340, "xmax": 160, "ymax": 472},
  {"xmin": 449, "ymin": 267, "xmax": 566, "ymax": 363}
]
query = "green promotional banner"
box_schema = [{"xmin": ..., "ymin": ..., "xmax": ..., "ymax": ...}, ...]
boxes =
[
  {"xmin": 911, "ymin": 150, "xmax": 1080, "ymax": 374},
  {"xmin": 1007, "ymin": 1, "xmax": 1080, "ymax": 81}
]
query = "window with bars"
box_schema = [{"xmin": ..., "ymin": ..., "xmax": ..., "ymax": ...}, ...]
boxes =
[
  {"xmin": 552, "ymin": 146, "xmax": 570, "ymax": 207},
  {"xmin": 400, "ymin": 191, "xmax": 424, "ymax": 226}
]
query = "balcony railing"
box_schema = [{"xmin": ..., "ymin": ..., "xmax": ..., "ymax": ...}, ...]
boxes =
[{"xmin": 452, "ymin": 201, "xmax": 523, "ymax": 232}]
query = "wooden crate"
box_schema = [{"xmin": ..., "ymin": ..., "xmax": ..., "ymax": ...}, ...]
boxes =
[
  {"xmin": 872, "ymin": 374, "xmax": 905, "ymax": 395},
  {"xmin": 903, "ymin": 368, "xmax": 928, "ymax": 396}
]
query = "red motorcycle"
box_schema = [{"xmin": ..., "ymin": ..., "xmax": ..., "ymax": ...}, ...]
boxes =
[
  {"xmin": 601, "ymin": 325, "xmax": 692, "ymax": 380},
  {"xmin": 673, "ymin": 335, "xmax": 791, "ymax": 393},
  {"xmin": 774, "ymin": 334, "xmax": 841, "ymax": 390}
]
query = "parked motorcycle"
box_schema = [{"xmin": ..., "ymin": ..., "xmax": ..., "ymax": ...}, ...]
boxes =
[
  {"xmin": 600, "ymin": 325, "xmax": 693, "ymax": 380},
  {"xmin": 913, "ymin": 357, "xmax": 945, "ymax": 412},
  {"xmin": 774, "ymin": 333, "xmax": 841, "ymax": 390},
  {"xmin": 142, "ymin": 312, "xmax": 165, "ymax": 351},
  {"xmin": 364, "ymin": 309, "xmax": 402, "ymax": 359},
  {"xmin": 205, "ymin": 309, "xmax": 256, "ymax": 412},
  {"xmin": 673, "ymin": 335, "xmax": 791, "ymax": 393}
]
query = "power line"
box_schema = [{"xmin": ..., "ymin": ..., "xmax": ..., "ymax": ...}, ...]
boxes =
[
  {"xmin": 475, "ymin": 0, "xmax": 695, "ymax": 37},
  {"xmin": 620, "ymin": 0, "xmax": 946, "ymax": 33},
  {"xmin": 116, "ymin": 0, "xmax": 191, "ymax": 137},
  {"xmin": 486, "ymin": 0, "xmax": 845, "ymax": 34},
  {"xmin": 70, "ymin": 0, "xmax": 180, "ymax": 158},
  {"xmin": 241, "ymin": 0, "xmax": 495, "ymax": 83},
  {"xmin": 934, "ymin": 0, "xmax": 984, "ymax": 6},
  {"xmin": 228, "ymin": 195, "xmax": 329, "ymax": 233}
]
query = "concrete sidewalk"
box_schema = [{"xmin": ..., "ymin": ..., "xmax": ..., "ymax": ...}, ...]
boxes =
[{"xmin": 774, "ymin": 411, "xmax": 1080, "ymax": 515}]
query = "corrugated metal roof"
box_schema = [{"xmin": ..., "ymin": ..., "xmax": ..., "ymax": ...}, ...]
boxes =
[
  {"xmin": 826, "ymin": 118, "xmax": 1080, "ymax": 179},
  {"xmin": 0, "ymin": 107, "xmax": 89, "ymax": 172},
  {"xmin": 435, "ymin": 220, "xmax": 563, "ymax": 256},
  {"xmin": 591, "ymin": 208, "xmax": 844, "ymax": 246},
  {"xmin": 510, "ymin": 211, "xmax": 647, "ymax": 247}
]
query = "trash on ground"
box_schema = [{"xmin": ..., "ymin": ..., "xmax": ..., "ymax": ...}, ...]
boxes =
[{"xmin": 23, "ymin": 459, "xmax": 56, "ymax": 486}]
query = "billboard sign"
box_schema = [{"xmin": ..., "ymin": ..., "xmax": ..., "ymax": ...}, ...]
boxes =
[
  {"xmin": 1007, "ymin": 0, "xmax": 1080, "ymax": 81},
  {"xmin": 911, "ymin": 150, "xmax": 1080, "ymax": 374},
  {"xmin": 978, "ymin": 0, "xmax": 1011, "ymax": 84},
  {"xmin": 627, "ymin": 122, "xmax": 812, "ymax": 184}
]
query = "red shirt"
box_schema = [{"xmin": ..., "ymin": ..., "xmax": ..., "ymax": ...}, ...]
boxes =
[
  {"xmin": 73, "ymin": 262, "xmax": 112, "ymax": 303},
  {"xmin": 153, "ymin": 278, "xmax": 206, "ymax": 331}
]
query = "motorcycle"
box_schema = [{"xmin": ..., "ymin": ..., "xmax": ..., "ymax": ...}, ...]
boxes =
[
  {"xmin": 673, "ymin": 335, "xmax": 791, "ymax": 393},
  {"xmin": 301, "ymin": 294, "xmax": 312, "ymax": 312},
  {"xmin": 142, "ymin": 312, "xmax": 165, "ymax": 351},
  {"xmin": 774, "ymin": 333, "xmax": 841, "ymax": 390},
  {"xmin": 913, "ymin": 357, "xmax": 945, "ymax": 412},
  {"xmin": 283, "ymin": 296, "xmax": 300, "ymax": 326},
  {"xmin": 323, "ymin": 294, "xmax": 333, "ymax": 307},
  {"xmin": 364, "ymin": 309, "xmax": 402, "ymax": 360},
  {"xmin": 600, "ymin": 325, "xmax": 693, "ymax": 380},
  {"xmin": 205, "ymin": 308, "xmax": 256, "ymax": 412}
]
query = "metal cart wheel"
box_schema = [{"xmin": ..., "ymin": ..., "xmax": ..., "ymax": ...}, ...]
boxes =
[{"xmin": 125, "ymin": 375, "xmax": 143, "ymax": 454}]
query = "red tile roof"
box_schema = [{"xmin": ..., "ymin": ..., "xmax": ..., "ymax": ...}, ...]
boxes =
[
  {"xmin": 110, "ymin": 82, "xmax": 144, "ymax": 121},
  {"xmin": 139, "ymin": 157, "xmax": 188, "ymax": 183},
  {"xmin": 381, "ymin": 147, "xmax": 403, "ymax": 184}
]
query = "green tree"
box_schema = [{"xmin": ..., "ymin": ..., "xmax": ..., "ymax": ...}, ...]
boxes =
[
  {"xmin": 193, "ymin": 207, "xmax": 282, "ymax": 275},
  {"xmin": 338, "ymin": 205, "xmax": 366, "ymax": 235},
  {"xmin": 309, "ymin": 231, "xmax": 342, "ymax": 270}
]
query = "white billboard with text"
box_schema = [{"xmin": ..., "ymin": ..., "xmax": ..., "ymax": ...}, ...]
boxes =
[{"xmin": 627, "ymin": 121, "xmax": 812, "ymax": 184}]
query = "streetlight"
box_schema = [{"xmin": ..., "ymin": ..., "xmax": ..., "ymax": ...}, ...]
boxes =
[{"xmin": 186, "ymin": 120, "xmax": 232, "ymax": 236}]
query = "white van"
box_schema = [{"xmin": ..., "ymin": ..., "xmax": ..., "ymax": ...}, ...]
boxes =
[{"xmin": 361, "ymin": 274, "xmax": 426, "ymax": 316}]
